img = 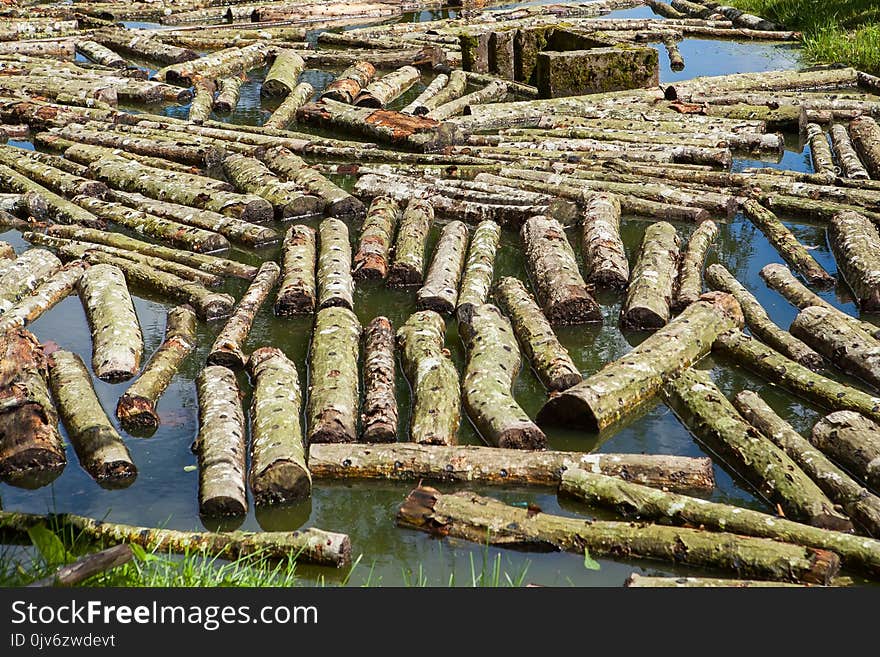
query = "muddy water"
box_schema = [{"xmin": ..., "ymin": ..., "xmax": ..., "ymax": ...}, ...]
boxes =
[{"xmin": 3, "ymin": 5, "xmax": 861, "ymax": 586}]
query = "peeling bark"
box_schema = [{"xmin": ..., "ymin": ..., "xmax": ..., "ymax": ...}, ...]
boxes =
[
  {"xmin": 320, "ymin": 61, "xmax": 376, "ymax": 104},
  {"xmin": 361, "ymin": 316, "xmax": 398, "ymax": 443}
]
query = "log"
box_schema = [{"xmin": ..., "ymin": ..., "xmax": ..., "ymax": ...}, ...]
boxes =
[
  {"xmin": 47, "ymin": 350, "xmax": 136, "ymax": 487},
  {"xmin": 706, "ymin": 264, "xmax": 824, "ymax": 369},
  {"xmin": 456, "ymin": 219, "xmax": 500, "ymax": 321},
  {"xmin": 308, "ymin": 307, "xmax": 361, "ymax": 444},
  {"xmin": 580, "ymin": 192, "xmax": 627, "ymax": 289},
  {"xmin": 417, "ymin": 69, "xmax": 467, "ymax": 115},
  {"xmin": 734, "ymin": 390, "xmax": 880, "ymax": 537},
  {"xmin": 849, "ymin": 116, "xmax": 880, "ymax": 179},
  {"xmin": 222, "ymin": 153, "xmax": 323, "ymax": 220},
  {"xmin": 666, "ymin": 67, "xmax": 859, "ymax": 102},
  {"xmin": 396, "ymin": 310, "xmax": 460, "ymax": 446},
  {"xmin": 0, "ymin": 329, "xmax": 65, "ymax": 487},
  {"xmin": 58, "ymin": 126, "xmax": 224, "ymax": 167},
  {"xmin": 188, "ymin": 82, "xmax": 214, "ymax": 125},
  {"xmin": 521, "ymin": 214, "xmax": 600, "ymax": 326},
  {"xmin": 387, "ymin": 198, "xmax": 433, "ymax": 287},
  {"xmin": 116, "ymin": 305, "xmax": 197, "ymax": 431},
  {"xmin": 0, "ymin": 248, "xmax": 62, "ymax": 312},
  {"xmin": 207, "ymin": 262, "xmax": 280, "ymax": 370},
  {"xmin": 0, "ymin": 261, "xmax": 87, "ymax": 334},
  {"xmin": 663, "ymin": 37, "xmax": 685, "ymax": 72},
  {"xmin": 275, "ymin": 225, "xmax": 316, "ymax": 316},
  {"xmin": 248, "ymin": 347, "xmax": 311, "ymax": 505},
  {"xmin": 0, "ymin": 147, "xmax": 107, "ymax": 199},
  {"xmin": 416, "ymin": 220, "xmax": 468, "ymax": 314},
  {"xmin": 806, "ymin": 123, "xmax": 835, "ymax": 180},
  {"xmin": 812, "ymin": 411, "xmax": 880, "ymax": 494},
  {"xmin": 427, "ymin": 81, "xmax": 508, "ymax": 122},
  {"xmin": 213, "ymin": 76, "xmax": 243, "ymax": 113},
  {"xmin": 94, "ymin": 30, "xmax": 199, "ymax": 66},
  {"xmin": 397, "ymin": 486, "xmax": 839, "ymax": 585},
  {"xmin": 262, "ymin": 81, "xmax": 314, "ymax": 130},
  {"xmin": 828, "ymin": 210, "xmax": 880, "ymax": 311},
  {"xmin": 354, "ymin": 65, "xmax": 420, "ymax": 108},
  {"xmin": 673, "ymin": 220, "xmax": 717, "ymax": 310},
  {"xmin": 29, "ymin": 544, "xmax": 133, "ymax": 588},
  {"xmin": 625, "ymin": 574, "xmax": 801, "ymax": 587},
  {"xmin": 320, "ymin": 61, "xmax": 376, "ymax": 104},
  {"xmin": 78, "ymin": 263, "xmax": 143, "ymax": 383},
  {"xmin": 0, "ymin": 41, "xmax": 75, "ymax": 59},
  {"xmin": 361, "ymin": 316, "xmax": 398, "ymax": 443},
  {"xmin": 662, "ymin": 367, "xmax": 849, "ymax": 529},
  {"xmin": 539, "ymin": 292, "xmax": 743, "ymax": 431},
  {"xmin": 317, "ymin": 218, "xmax": 354, "ymax": 311},
  {"xmin": 622, "ymin": 222, "xmax": 680, "ymax": 330},
  {"xmin": 0, "ymin": 163, "xmax": 103, "ymax": 229},
  {"xmin": 402, "ymin": 73, "xmax": 448, "ymax": 115},
  {"xmin": 0, "ymin": 191, "xmax": 47, "ymax": 220},
  {"xmin": 154, "ymin": 42, "xmax": 271, "ymax": 86},
  {"xmin": 262, "ymin": 49, "xmax": 305, "ymax": 98},
  {"xmin": 830, "ymin": 123, "xmax": 870, "ymax": 180},
  {"xmin": 353, "ymin": 197, "xmax": 398, "ymax": 281}
]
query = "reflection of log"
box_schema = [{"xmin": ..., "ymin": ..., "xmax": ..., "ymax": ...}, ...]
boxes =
[
  {"xmin": 360, "ymin": 317, "xmax": 398, "ymax": 443},
  {"xmin": 812, "ymin": 411, "xmax": 880, "ymax": 494},
  {"xmin": 621, "ymin": 221, "xmax": 680, "ymax": 330}
]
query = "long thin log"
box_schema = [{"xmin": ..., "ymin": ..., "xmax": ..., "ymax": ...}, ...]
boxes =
[
  {"xmin": 353, "ymin": 197, "xmax": 398, "ymax": 281},
  {"xmin": 622, "ymin": 221, "xmax": 680, "ymax": 330},
  {"xmin": 831, "ymin": 123, "xmax": 870, "ymax": 180},
  {"xmin": 154, "ymin": 42, "xmax": 271, "ymax": 86},
  {"xmin": 275, "ymin": 225, "xmax": 316, "ymax": 316},
  {"xmin": 416, "ymin": 220, "xmax": 468, "ymax": 314},
  {"xmin": 581, "ymin": 192, "xmax": 627, "ymax": 289},
  {"xmin": 427, "ymin": 80, "xmax": 507, "ymax": 121},
  {"xmin": 262, "ymin": 81, "xmax": 314, "ymax": 130},
  {"xmin": 94, "ymin": 30, "xmax": 199, "ymax": 66},
  {"xmin": 402, "ymin": 73, "xmax": 448, "ymax": 115},
  {"xmin": 0, "ymin": 261, "xmax": 87, "ymax": 333},
  {"xmin": 417, "ymin": 69, "xmax": 467, "ymax": 115},
  {"xmin": 625, "ymin": 574, "xmax": 801, "ymax": 587},
  {"xmin": 387, "ymin": 198, "xmax": 433, "ymax": 287},
  {"xmin": 189, "ymin": 82, "xmax": 214, "ymax": 125},
  {"xmin": 0, "ymin": 248, "xmax": 62, "ymax": 312},
  {"xmin": 57, "ymin": 126, "xmax": 224, "ymax": 167},
  {"xmin": 828, "ymin": 210, "xmax": 880, "ymax": 311},
  {"xmin": 806, "ymin": 123, "xmax": 835, "ymax": 180},
  {"xmin": 812, "ymin": 411, "xmax": 880, "ymax": 494},
  {"xmin": 849, "ymin": 116, "xmax": 880, "ymax": 179},
  {"xmin": 673, "ymin": 220, "xmax": 718, "ymax": 310},
  {"xmin": 0, "ymin": 163, "xmax": 103, "ymax": 229},
  {"xmin": 0, "ymin": 147, "xmax": 107, "ymax": 198},
  {"xmin": 29, "ymin": 544, "xmax": 133, "ymax": 588},
  {"xmin": 456, "ymin": 219, "xmax": 500, "ymax": 321},
  {"xmin": 361, "ymin": 316, "xmax": 398, "ymax": 443}
]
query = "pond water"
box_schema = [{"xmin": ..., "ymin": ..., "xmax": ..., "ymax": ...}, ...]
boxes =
[{"xmin": 2, "ymin": 3, "xmax": 867, "ymax": 586}]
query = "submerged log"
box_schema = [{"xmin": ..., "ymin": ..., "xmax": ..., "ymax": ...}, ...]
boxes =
[
  {"xmin": 387, "ymin": 198, "xmax": 433, "ymax": 287},
  {"xmin": 262, "ymin": 81, "xmax": 314, "ymax": 130},
  {"xmin": 353, "ymin": 197, "xmax": 398, "ymax": 281},
  {"xmin": 581, "ymin": 192, "xmax": 628, "ymax": 289},
  {"xmin": 0, "ymin": 261, "xmax": 87, "ymax": 334},
  {"xmin": 831, "ymin": 123, "xmax": 870, "ymax": 180},
  {"xmin": 320, "ymin": 61, "xmax": 376, "ymax": 104},
  {"xmin": 0, "ymin": 248, "xmax": 62, "ymax": 313},
  {"xmin": 308, "ymin": 307, "xmax": 361, "ymax": 444},
  {"xmin": 849, "ymin": 116, "xmax": 880, "ymax": 179},
  {"xmin": 248, "ymin": 347, "xmax": 311, "ymax": 505},
  {"xmin": 828, "ymin": 210, "xmax": 880, "ymax": 311},
  {"xmin": 361, "ymin": 316, "xmax": 398, "ymax": 443},
  {"xmin": 673, "ymin": 220, "xmax": 718, "ymax": 310},
  {"xmin": 47, "ymin": 350, "xmax": 136, "ymax": 488},
  {"xmin": 622, "ymin": 221, "xmax": 680, "ymax": 330},
  {"xmin": 317, "ymin": 218, "xmax": 354, "ymax": 311},
  {"xmin": 222, "ymin": 154, "xmax": 324, "ymax": 220},
  {"xmin": 417, "ymin": 220, "xmax": 469, "ymax": 314},
  {"xmin": 275, "ymin": 225, "xmax": 316, "ymax": 316},
  {"xmin": 456, "ymin": 219, "xmax": 500, "ymax": 321},
  {"xmin": 207, "ymin": 262, "xmax": 280, "ymax": 370},
  {"xmin": 261, "ymin": 49, "xmax": 305, "ymax": 98},
  {"xmin": 812, "ymin": 411, "xmax": 880, "ymax": 494},
  {"xmin": 397, "ymin": 310, "xmax": 460, "ymax": 446},
  {"xmin": 397, "ymin": 486, "xmax": 839, "ymax": 585},
  {"xmin": 355, "ymin": 65, "xmax": 419, "ymax": 108},
  {"xmin": 116, "ymin": 305, "xmax": 197, "ymax": 431}
]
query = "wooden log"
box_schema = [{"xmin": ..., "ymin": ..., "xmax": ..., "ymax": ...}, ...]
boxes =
[
  {"xmin": 397, "ymin": 310, "xmax": 460, "ymax": 446},
  {"xmin": 308, "ymin": 306, "xmax": 361, "ymax": 444},
  {"xmin": 849, "ymin": 116, "xmax": 880, "ymax": 179},
  {"xmin": 320, "ymin": 61, "xmax": 376, "ymax": 104},
  {"xmin": 673, "ymin": 220, "xmax": 717, "ymax": 310},
  {"xmin": 262, "ymin": 49, "xmax": 305, "ymax": 98},
  {"xmin": 29, "ymin": 544, "xmax": 133, "ymax": 588},
  {"xmin": 416, "ymin": 220, "xmax": 468, "ymax": 314},
  {"xmin": 262, "ymin": 81, "xmax": 314, "ymax": 130},
  {"xmin": 0, "ymin": 191, "xmax": 47, "ymax": 220},
  {"xmin": 387, "ymin": 198, "xmax": 433, "ymax": 287},
  {"xmin": 828, "ymin": 210, "xmax": 880, "ymax": 311},
  {"xmin": 317, "ymin": 218, "xmax": 354, "ymax": 311},
  {"xmin": 812, "ymin": 411, "xmax": 880, "ymax": 494},
  {"xmin": 57, "ymin": 126, "xmax": 224, "ymax": 168},
  {"xmin": 355, "ymin": 65, "xmax": 419, "ymax": 108},
  {"xmin": 248, "ymin": 347, "xmax": 311, "ymax": 505},
  {"xmin": 402, "ymin": 73, "xmax": 448, "ymax": 115},
  {"xmin": 275, "ymin": 225, "xmax": 316, "ymax": 316},
  {"xmin": 456, "ymin": 219, "xmax": 500, "ymax": 321},
  {"xmin": 666, "ymin": 67, "xmax": 859, "ymax": 102},
  {"xmin": 416, "ymin": 69, "xmax": 467, "ymax": 115},
  {"xmin": 94, "ymin": 30, "xmax": 199, "ymax": 66},
  {"xmin": 0, "ymin": 163, "xmax": 103, "ymax": 229},
  {"xmin": 0, "ymin": 261, "xmax": 86, "ymax": 334},
  {"xmin": 155, "ymin": 42, "xmax": 271, "ymax": 86},
  {"xmin": 213, "ymin": 76, "xmax": 243, "ymax": 113},
  {"xmin": 0, "ymin": 147, "xmax": 107, "ymax": 199},
  {"xmin": 397, "ymin": 486, "xmax": 839, "ymax": 585},
  {"xmin": 625, "ymin": 574, "xmax": 801, "ymax": 587},
  {"xmin": 0, "ymin": 248, "xmax": 62, "ymax": 313},
  {"xmin": 734, "ymin": 390, "xmax": 880, "ymax": 537},
  {"xmin": 427, "ymin": 80, "xmax": 508, "ymax": 122},
  {"xmin": 706, "ymin": 264, "xmax": 824, "ymax": 369},
  {"xmin": 353, "ymin": 197, "xmax": 398, "ymax": 281},
  {"xmin": 622, "ymin": 222, "xmax": 680, "ymax": 330},
  {"xmin": 188, "ymin": 82, "xmax": 214, "ymax": 125},
  {"xmin": 806, "ymin": 123, "xmax": 835, "ymax": 180},
  {"xmin": 361, "ymin": 316, "xmax": 398, "ymax": 443},
  {"xmin": 116, "ymin": 305, "xmax": 197, "ymax": 431},
  {"xmin": 207, "ymin": 262, "xmax": 280, "ymax": 370},
  {"xmin": 663, "ymin": 367, "xmax": 849, "ymax": 529},
  {"xmin": 831, "ymin": 123, "xmax": 870, "ymax": 180},
  {"xmin": 580, "ymin": 191, "xmax": 627, "ymax": 289},
  {"xmin": 0, "ymin": 41, "xmax": 75, "ymax": 59},
  {"xmin": 222, "ymin": 153, "xmax": 324, "ymax": 220}
]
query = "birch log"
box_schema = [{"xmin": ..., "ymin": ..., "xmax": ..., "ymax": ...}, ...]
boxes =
[
  {"xmin": 360, "ymin": 316, "xmax": 398, "ymax": 443},
  {"xmin": 275, "ymin": 225, "xmax": 316, "ymax": 316},
  {"xmin": 622, "ymin": 221, "xmax": 680, "ymax": 330}
]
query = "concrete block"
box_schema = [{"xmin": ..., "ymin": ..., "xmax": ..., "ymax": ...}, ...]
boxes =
[{"xmin": 535, "ymin": 46, "xmax": 659, "ymax": 98}]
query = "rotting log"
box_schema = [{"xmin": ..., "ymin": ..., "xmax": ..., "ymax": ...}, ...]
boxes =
[
  {"xmin": 402, "ymin": 73, "xmax": 448, "ymax": 115},
  {"xmin": 706, "ymin": 264, "xmax": 823, "ymax": 370},
  {"xmin": 456, "ymin": 220, "xmax": 500, "ymax": 322},
  {"xmin": 581, "ymin": 192, "xmax": 628, "ymax": 289},
  {"xmin": 0, "ymin": 163, "xmax": 103, "ymax": 229},
  {"xmin": 320, "ymin": 61, "xmax": 376, "ymax": 104},
  {"xmin": 539, "ymin": 292, "xmax": 743, "ymax": 431},
  {"xmin": 828, "ymin": 210, "xmax": 880, "ymax": 312},
  {"xmin": 308, "ymin": 306, "xmax": 361, "ymax": 444},
  {"xmin": 662, "ymin": 367, "xmax": 849, "ymax": 529},
  {"xmin": 734, "ymin": 390, "xmax": 880, "ymax": 537},
  {"xmin": 317, "ymin": 218, "xmax": 354, "ymax": 311},
  {"xmin": 0, "ymin": 248, "xmax": 62, "ymax": 313},
  {"xmin": 849, "ymin": 116, "xmax": 880, "ymax": 179},
  {"xmin": 213, "ymin": 76, "xmax": 243, "ymax": 113},
  {"xmin": 47, "ymin": 350, "xmax": 136, "ymax": 488},
  {"xmin": 0, "ymin": 261, "xmax": 87, "ymax": 334},
  {"xmin": 261, "ymin": 49, "xmax": 305, "ymax": 98},
  {"xmin": 248, "ymin": 347, "xmax": 311, "ymax": 506},
  {"xmin": 355, "ymin": 65, "xmax": 420, "ymax": 108},
  {"xmin": 207, "ymin": 262, "xmax": 280, "ymax": 370},
  {"xmin": 275, "ymin": 225, "xmax": 316, "ymax": 316},
  {"xmin": 812, "ymin": 411, "xmax": 880, "ymax": 494},
  {"xmin": 222, "ymin": 153, "xmax": 324, "ymax": 220},
  {"xmin": 493, "ymin": 276, "xmax": 581, "ymax": 393},
  {"xmin": 77, "ymin": 263, "xmax": 143, "ymax": 383},
  {"xmin": 116, "ymin": 305, "xmax": 197, "ymax": 431},
  {"xmin": 521, "ymin": 214, "xmax": 600, "ymax": 326},
  {"xmin": 417, "ymin": 220, "xmax": 469, "ymax": 314},
  {"xmin": 397, "ymin": 486, "xmax": 839, "ymax": 585},
  {"xmin": 397, "ymin": 310, "xmax": 460, "ymax": 446},
  {"xmin": 263, "ymin": 82, "xmax": 314, "ymax": 130},
  {"xmin": 622, "ymin": 222, "xmax": 680, "ymax": 330},
  {"xmin": 387, "ymin": 198, "xmax": 433, "ymax": 287},
  {"xmin": 361, "ymin": 316, "xmax": 398, "ymax": 443},
  {"xmin": 353, "ymin": 196, "xmax": 398, "ymax": 281},
  {"xmin": 831, "ymin": 123, "xmax": 870, "ymax": 180},
  {"xmin": 673, "ymin": 220, "xmax": 718, "ymax": 310}
]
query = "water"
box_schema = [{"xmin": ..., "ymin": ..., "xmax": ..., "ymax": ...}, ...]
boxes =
[{"xmin": 2, "ymin": 5, "xmax": 867, "ymax": 586}]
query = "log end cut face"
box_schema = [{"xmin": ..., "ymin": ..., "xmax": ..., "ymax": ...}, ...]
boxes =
[
  {"xmin": 116, "ymin": 394, "xmax": 160, "ymax": 431},
  {"xmin": 251, "ymin": 460, "xmax": 312, "ymax": 507}
]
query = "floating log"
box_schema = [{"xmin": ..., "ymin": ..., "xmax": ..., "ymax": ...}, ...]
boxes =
[
  {"xmin": 0, "ymin": 248, "xmax": 62, "ymax": 312},
  {"xmin": 320, "ymin": 61, "xmax": 376, "ymax": 104},
  {"xmin": 625, "ymin": 574, "xmax": 801, "ymax": 587},
  {"xmin": 622, "ymin": 221, "xmax": 680, "ymax": 330},
  {"xmin": 317, "ymin": 218, "xmax": 354, "ymax": 311},
  {"xmin": 806, "ymin": 123, "xmax": 835, "ymax": 180},
  {"xmin": 706, "ymin": 264, "xmax": 823, "ymax": 369},
  {"xmin": 222, "ymin": 153, "xmax": 324, "ymax": 220},
  {"xmin": 734, "ymin": 390, "xmax": 880, "ymax": 537},
  {"xmin": 94, "ymin": 30, "xmax": 199, "ymax": 66},
  {"xmin": 581, "ymin": 191, "xmax": 627, "ymax": 289},
  {"xmin": 353, "ymin": 197, "xmax": 398, "ymax": 281},
  {"xmin": 361, "ymin": 316, "xmax": 398, "ymax": 443},
  {"xmin": 539, "ymin": 292, "xmax": 743, "ymax": 431},
  {"xmin": 213, "ymin": 76, "xmax": 243, "ymax": 113},
  {"xmin": 207, "ymin": 262, "xmax": 280, "ymax": 370},
  {"xmin": 47, "ymin": 350, "xmax": 135, "ymax": 487},
  {"xmin": 456, "ymin": 219, "xmax": 500, "ymax": 321},
  {"xmin": 849, "ymin": 116, "xmax": 880, "ymax": 179},
  {"xmin": 275, "ymin": 225, "xmax": 316, "ymax": 316},
  {"xmin": 0, "ymin": 147, "xmax": 107, "ymax": 199},
  {"xmin": 154, "ymin": 42, "xmax": 271, "ymax": 86},
  {"xmin": 417, "ymin": 220, "xmax": 468, "ymax": 314},
  {"xmin": 402, "ymin": 73, "xmax": 448, "ymax": 115},
  {"xmin": 262, "ymin": 49, "xmax": 305, "ymax": 98},
  {"xmin": 0, "ymin": 191, "xmax": 46, "ymax": 220},
  {"xmin": 0, "ymin": 261, "xmax": 86, "ymax": 334},
  {"xmin": 307, "ymin": 306, "xmax": 361, "ymax": 444},
  {"xmin": 188, "ymin": 82, "xmax": 214, "ymax": 125},
  {"xmin": 262, "ymin": 81, "xmax": 314, "ymax": 130},
  {"xmin": 116, "ymin": 305, "xmax": 197, "ymax": 431},
  {"xmin": 355, "ymin": 65, "xmax": 419, "ymax": 108},
  {"xmin": 397, "ymin": 486, "xmax": 839, "ymax": 585},
  {"xmin": 416, "ymin": 69, "xmax": 467, "ymax": 115},
  {"xmin": 828, "ymin": 210, "xmax": 880, "ymax": 311},
  {"xmin": 248, "ymin": 347, "xmax": 311, "ymax": 505},
  {"xmin": 666, "ymin": 67, "xmax": 859, "ymax": 102},
  {"xmin": 812, "ymin": 411, "xmax": 880, "ymax": 494},
  {"xmin": 57, "ymin": 126, "xmax": 224, "ymax": 168},
  {"xmin": 830, "ymin": 123, "xmax": 870, "ymax": 180},
  {"xmin": 428, "ymin": 80, "xmax": 508, "ymax": 122},
  {"xmin": 673, "ymin": 220, "xmax": 718, "ymax": 310},
  {"xmin": 387, "ymin": 198, "xmax": 433, "ymax": 287},
  {"xmin": 0, "ymin": 163, "xmax": 103, "ymax": 229},
  {"xmin": 397, "ymin": 310, "xmax": 460, "ymax": 446},
  {"xmin": 0, "ymin": 41, "xmax": 75, "ymax": 59}
]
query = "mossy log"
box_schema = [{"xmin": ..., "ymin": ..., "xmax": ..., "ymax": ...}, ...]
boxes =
[
  {"xmin": 0, "ymin": 147, "xmax": 107, "ymax": 199},
  {"xmin": 78, "ymin": 263, "xmax": 143, "ymax": 383},
  {"xmin": 625, "ymin": 574, "xmax": 801, "ymax": 587},
  {"xmin": 387, "ymin": 198, "xmax": 433, "ymax": 287},
  {"xmin": 213, "ymin": 76, "xmax": 243, "ymax": 113},
  {"xmin": 207, "ymin": 262, "xmax": 280, "ymax": 370},
  {"xmin": 154, "ymin": 42, "xmax": 271, "ymax": 86},
  {"xmin": 261, "ymin": 49, "xmax": 305, "ymax": 98},
  {"xmin": 734, "ymin": 390, "xmax": 880, "ymax": 537},
  {"xmin": 417, "ymin": 220, "xmax": 469, "ymax": 314},
  {"xmin": 662, "ymin": 367, "xmax": 848, "ymax": 529},
  {"xmin": 317, "ymin": 218, "xmax": 354, "ymax": 311},
  {"xmin": 307, "ymin": 306, "xmax": 361, "ymax": 444},
  {"xmin": 94, "ymin": 30, "xmax": 199, "ymax": 66},
  {"xmin": 361, "ymin": 316, "xmax": 398, "ymax": 443},
  {"xmin": 831, "ymin": 123, "xmax": 870, "ymax": 180},
  {"xmin": 47, "ymin": 350, "xmax": 135, "ymax": 487},
  {"xmin": 0, "ymin": 41, "xmax": 75, "ymax": 59},
  {"xmin": 353, "ymin": 196, "xmax": 398, "ymax": 281},
  {"xmin": 57, "ymin": 126, "xmax": 224, "ymax": 168},
  {"xmin": 828, "ymin": 210, "xmax": 880, "ymax": 311},
  {"xmin": 263, "ymin": 82, "xmax": 314, "ymax": 130},
  {"xmin": 188, "ymin": 82, "xmax": 214, "ymax": 125},
  {"xmin": 116, "ymin": 305, "xmax": 197, "ymax": 431},
  {"xmin": 397, "ymin": 310, "xmax": 460, "ymax": 446},
  {"xmin": 706, "ymin": 264, "xmax": 823, "ymax": 369},
  {"xmin": 416, "ymin": 69, "xmax": 467, "ymax": 115},
  {"xmin": 0, "ymin": 191, "xmax": 47, "ymax": 220},
  {"xmin": 849, "ymin": 116, "xmax": 880, "ymax": 179},
  {"xmin": 806, "ymin": 123, "xmax": 835, "ymax": 180},
  {"xmin": 0, "ymin": 248, "xmax": 62, "ymax": 313},
  {"xmin": 222, "ymin": 154, "xmax": 324, "ymax": 220},
  {"xmin": 354, "ymin": 65, "xmax": 420, "ymax": 108},
  {"xmin": 248, "ymin": 347, "xmax": 311, "ymax": 505},
  {"xmin": 275, "ymin": 225, "xmax": 316, "ymax": 316},
  {"xmin": 427, "ymin": 81, "xmax": 508, "ymax": 122},
  {"xmin": 320, "ymin": 61, "xmax": 376, "ymax": 104},
  {"xmin": 581, "ymin": 192, "xmax": 627, "ymax": 289},
  {"xmin": 539, "ymin": 292, "xmax": 743, "ymax": 430},
  {"xmin": 812, "ymin": 411, "xmax": 880, "ymax": 494},
  {"xmin": 397, "ymin": 486, "xmax": 839, "ymax": 585},
  {"xmin": 0, "ymin": 261, "xmax": 86, "ymax": 334},
  {"xmin": 0, "ymin": 163, "xmax": 103, "ymax": 229},
  {"xmin": 665, "ymin": 67, "xmax": 858, "ymax": 102},
  {"xmin": 521, "ymin": 215, "xmax": 600, "ymax": 326},
  {"xmin": 196, "ymin": 365, "xmax": 247, "ymax": 517},
  {"xmin": 402, "ymin": 73, "xmax": 448, "ymax": 115},
  {"xmin": 456, "ymin": 219, "xmax": 500, "ymax": 321},
  {"xmin": 622, "ymin": 221, "xmax": 680, "ymax": 330},
  {"xmin": 673, "ymin": 219, "xmax": 718, "ymax": 310},
  {"xmin": 0, "ymin": 329, "xmax": 65, "ymax": 487}
]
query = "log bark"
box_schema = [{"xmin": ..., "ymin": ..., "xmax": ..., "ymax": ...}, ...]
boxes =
[
  {"xmin": 417, "ymin": 69, "xmax": 467, "ymax": 115},
  {"xmin": 673, "ymin": 220, "xmax": 718, "ymax": 310},
  {"xmin": 0, "ymin": 147, "xmax": 107, "ymax": 199},
  {"xmin": 94, "ymin": 30, "xmax": 199, "ymax": 66},
  {"xmin": 427, "ymin": 81, "xmax": 508, "ymax": 122},
  {"xmin": 361, "ymin": 316, "xmax": 398, "ymax": 443},
  {"xmin": 154, "ymin": 42, "xmax": 271, "ymax": 86},
  {"xmin": 416, "ymin": 220, "xmax": 469, "ymax": 314},
  {"xmin": 456, "ymin": 219, "xmax": 500, "ymax": 321},
  {"xmin": 830, "ymin": 123, "xmax": 870, "ymax": 180},
  {"xmin": 222, "ymin": 153, "xmax": 324, "ymax": 220},
  {"xmin": 812, "ymin": 411, "xmax": 880, "ymax": 494},
  {"xmin": 207, "ymin": 262, "xmax": 280, "ymax": 370},
  {"xmin": 57, "ymin": 126, "xmax": 224, "ymax": 168},
  {"xmin": 307, "ymin": 306, "xmax": 361, "ymax": 444},
  {"xmin": 317, "ymin": 218, "xmax": 354, "ymax": 311},
  {"xmin": 706, "ymin": 263, "xmax": 824, "ymax": 369},
  {"xmin": 188, "ymin": 82, "xmax": 214, "ymax": 125},
  {"xmin": 29, "ymin": 544, "xmax": 133, "ymax": 588},
  {"xmin": 213, "ymin": 76, "xmax": 243, "ymax": 113},
  {"xmin": 320, "ymin": 61, "xmax": 376, "ymax": 104},
  {"xmin": 353, "ymin": 197, "xmax": 398, "ymax": 281},
  {"xmin": 402, "ymin": 73, "xmax": 448, "ymax": 115},
  {"xmin": 0, "ymin": 191, "xmax": 47, "ymax": 220},
  {"xmin": 828, "ymin": 210, "xmax": 880, "ymax": 311},
  {"xmin": 262, "ymin": 49, "xmax": 305, "ymax": 98},
  {"xmin": 116, "ymin": 305, "xmax": 197, "ymax": 431},
  {"xmin": 263, "ymin": 81, "xmax": 314, "ymax": 130},
  {"xmin": 275, "ymin": 225, "xmax": 316, "ymax": 316},
  {"xmin": 849, "ymin": 116, "xmax": 880, "ymax": 179},
  {"xmin": 666, "ymin": 67, "xmax": 859, "ymax": 102},
  {"xmin": 396, "ymin": 310, "xmax": 460, "ymax": 446},
  {"xmin": 47, "ymin": 350, "xmax": 136, "ymax": 487},
  {"xmin": 806, "ymin": 123, "xmax": 835, "ymax": 180},
  {"xmin": 387, "ymin": 198, "xmax": 433, "ymax": 287},
  {"xmin": 539, "ymin": 292, "xmax": 743, "ymax": 431},
  {"xmin": 0, "ymin": 163, "xmax": 103, "ymax": 229},
  {"xmin": 580, "ymin": 192, "xmax": 627, "ymax": 289},
  {"xmin": 248, "ymin": 347, "xmax": 311, "ymax": 505},
  {"xmin": 397, "ymin": 486, "xmax": 839, "ymax": 585},
  {"xmin": 355, "ymin": 65, "xmax": 420, "ymax": 108},
  {"xmin": 0, "ymin": 261, "xmax": 86, "ymax": 334},
  {"xmin": 0, "ymin": 248, "xmax": 62, "ymax": 313},
  {"xmin": 734, "ymin": 390, "xmax": 880, "ymax": 537},
  {"xmin": 622, "ymin": 222, "xmax": 680, "ymax": 330}
]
